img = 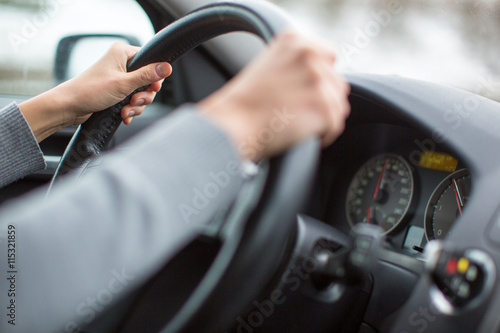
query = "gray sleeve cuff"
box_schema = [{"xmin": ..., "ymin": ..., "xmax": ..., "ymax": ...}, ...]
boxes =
[{"xmin": 0, "ymin": 102, "xmax": 46, "ymax": 187}]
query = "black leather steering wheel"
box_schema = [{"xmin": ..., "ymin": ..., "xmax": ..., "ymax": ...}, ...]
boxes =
[{"xmin": 50, "ymin": 1, "xmax": 320, "ymax": 332}]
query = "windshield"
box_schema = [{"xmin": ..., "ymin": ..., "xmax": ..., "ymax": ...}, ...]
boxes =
[{"xmin": 269, "ymin": 0, "xmax": 500, "ymax": 102}]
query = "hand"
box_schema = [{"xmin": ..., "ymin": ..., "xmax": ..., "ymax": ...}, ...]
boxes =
[
  {"xmin": 58, "ymin": 42, "xmax": 172, "ymax": 126},
  {"xmin": 20, "ymin": 42, "xmax": 172, "ymax": 141},
  {"xmin": 199, "ymin": 30, "xmax": 350, "ymax": 161}
]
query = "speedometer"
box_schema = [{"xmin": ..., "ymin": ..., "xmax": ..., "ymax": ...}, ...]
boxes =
[
  {"xmin": 345, "ymin": 154, "xmax": 414, "ymax": 234},
  {"xmin": 425, "ymin": 169, "xmax": 471, "ymax": 240}
]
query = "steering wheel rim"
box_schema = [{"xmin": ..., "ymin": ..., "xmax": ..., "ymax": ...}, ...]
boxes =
[
  {"xmin": 49, "ymin": 1, "xmax": 320, "ymax": 332},
  {"xmin": 49, "ymin": 0, "xmax": 294, "ymax": 185}
]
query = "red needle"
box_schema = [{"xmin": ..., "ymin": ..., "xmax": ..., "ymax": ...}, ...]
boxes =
[
  {"xmin": 373, "ymin": 159, "xmax": 389, "ymax": 200},
  {"xmin": 453, "ymin": 179, "xmax": 463, "ymax": 216}
]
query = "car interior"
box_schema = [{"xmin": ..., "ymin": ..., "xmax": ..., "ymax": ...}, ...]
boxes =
[{"xmin": 1, "ymin": 0, "xmax": 500, "ymax": 332}]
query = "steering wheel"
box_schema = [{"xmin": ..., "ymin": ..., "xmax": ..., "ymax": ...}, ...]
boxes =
[{"xmin": 50, "ymin": 1, "xmax": 320, "ymax": 332}]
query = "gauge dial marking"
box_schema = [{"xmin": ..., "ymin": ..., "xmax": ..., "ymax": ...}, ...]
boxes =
[
  {"xmin": 425, "ymin": 169, "xmax": 471, "ymax": 240},
  {"xmin": 453, "ymin": 178, "xmax": 463, "ymax": 216},
  {"xmin": 373, "ymin": 159, "xmax": 388, "ymax": 201},
  {"xmin": 346, "ymin": 154, "xmax": 414, "ymax": 234}
]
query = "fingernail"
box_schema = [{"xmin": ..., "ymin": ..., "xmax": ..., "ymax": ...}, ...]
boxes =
[
  {"xmin": 156, "ymin": 63, "xmax": 169, "ymax": 78},
  {"xmin": 128, "ymin": 110, "xmax": 136, "ymax": 118},
  {"xmin": 133, "ymin": 99, "xmax": 145, "ymax": 106}
]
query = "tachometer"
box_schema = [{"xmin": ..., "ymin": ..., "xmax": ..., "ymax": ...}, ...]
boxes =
[
  {"xmin": 346, "ymin": 154, "xmax": 414, "ymax": 234},
  {"xmin": 425, "ymin": 169, "xmax": 471, "ymax": 240}
]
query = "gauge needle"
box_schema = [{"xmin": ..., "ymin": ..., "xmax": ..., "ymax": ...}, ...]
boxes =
[
  {"xmin": 453, "ymin": 179, "xmax": 463, "ymax": 216},
  {"xmin": 373, "ymin": 159, "xmax": 389, "ymax": 200},
  {"xmin": 366, "ymin": 207, "xmax": 373, "ymax": 224}
]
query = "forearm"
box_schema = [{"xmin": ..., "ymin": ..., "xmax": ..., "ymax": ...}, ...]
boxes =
[{"xmin": 0, "ymin": 106, "xmax": 245, "ymax": 332}]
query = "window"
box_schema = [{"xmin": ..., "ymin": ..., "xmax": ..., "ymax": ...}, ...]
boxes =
[
  {"xmin": 269, "ymin": 0, "xmax": 500, "ymax": 102},
  {"xmin": 0, "ymin": 0, "xmax": 155, "ymax": 96}
]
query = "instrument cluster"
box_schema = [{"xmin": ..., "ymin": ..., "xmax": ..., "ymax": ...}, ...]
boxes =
[{"xmin": 323, "ymin": 122, "xmax": 471, "ymax": 255}]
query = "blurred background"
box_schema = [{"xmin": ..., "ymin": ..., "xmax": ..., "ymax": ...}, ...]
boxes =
[
  {"xmin": 269, "ymin": 0, "xmax": 500, "ymax": 101},
  {"xmin": 0, "ymin": 0, "xmax": 154, "ymax": 96},
  {"xmin": 1, "ymin": 0, "xmax": 499, "ymax": 101}
]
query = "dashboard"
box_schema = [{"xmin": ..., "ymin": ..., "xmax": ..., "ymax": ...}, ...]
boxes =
[{"xmin": 311, "ymin": 92, "xmax": 471, "ymax": 258}]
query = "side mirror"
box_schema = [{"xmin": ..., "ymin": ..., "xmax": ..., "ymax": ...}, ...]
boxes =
[{"xmin": 54, "ymin": 34, "xmax": 140, "ymax": 83}]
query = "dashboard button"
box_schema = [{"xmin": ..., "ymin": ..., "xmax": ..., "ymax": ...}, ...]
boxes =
[
  {"xmin": 426, "ymin": 244, "xmax": 496, "ymax": 314},
  {"xmin": 465, "ymin": 265, "xmax": 478, "ymax": 282},
  {"xmin": 457, "ymin": 257, "xmax": 469, "ymax": 274}
]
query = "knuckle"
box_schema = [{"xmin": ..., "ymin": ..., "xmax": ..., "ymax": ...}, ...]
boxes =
[
  {"xmin": 296, "ymin": 44, "xmax": 317, "ymax": 61},
  {"xmin": 278, "ymin": 30, "xmax": 300, "ymax": 44},
  {"xmin": 336, "ymin": 122, "xmax": 346, "ymax": 136},
  {"xmin": 332, "ymin": 111, "xmax": 346, "ymax": 131},
  {"xmin": 110, "ymin": 41, "xmax": 126, "ymax": 52},
  {"xmin": 344, "ymin": 102, "xmax": 352, "ymax": 117},
  {"xmin": 344, "ymin": 82, "xmax": 351, "ymax": 95},
  {"xmin": 307, "ymin": 65, "xmax": 323, "ymax": 86},
  {"xmin": 140, "ymin": 69, "xmax": 153, "ymax": 84}
]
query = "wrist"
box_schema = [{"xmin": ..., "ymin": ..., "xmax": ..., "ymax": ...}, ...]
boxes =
[
  {"xmin": 19, "ymin": 86, "xmax": 70, "ymax": 142},
  {"xmin": 198, "ymin": 91, "xmax": 266, "ymax": 161},
  {"xmin": 51, "ymin": 81, "xmax": 83, "ymax": 127}
]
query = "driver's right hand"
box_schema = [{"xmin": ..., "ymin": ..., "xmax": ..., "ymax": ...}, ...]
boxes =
[{"xmin": 199, "ymin": 30, "xmax": 351, "ymax": 161}]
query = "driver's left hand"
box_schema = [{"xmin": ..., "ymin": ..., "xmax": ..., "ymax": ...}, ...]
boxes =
[
  {"xmin": 19, "ymin": 42, "xmax": 172, "ymax": 142},
  {"xmin": 57, "ymin": 42, "xmax": 172, "ymax": 126}
]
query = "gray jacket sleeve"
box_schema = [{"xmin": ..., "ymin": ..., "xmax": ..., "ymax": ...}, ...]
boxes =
[
  {"xmin": 0, "ymin": 103, "xmax": 46, "ymax": 187},
  {"xmin": 0, "ymin": 105, "xmax": 245, "ymax": 333}
]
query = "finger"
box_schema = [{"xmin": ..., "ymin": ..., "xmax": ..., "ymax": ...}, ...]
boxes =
[
  {"xmin": 309, "ymin": 61, "xmax": 350, "ymax": 146},
  {"xmin": 108, "ymin": 42, "xmax": 141, "ymax": 71},
  {"xmin": 279, "ymin": 30, "xmax": 337, "ymax": 66},
  {"xmin": 329, "ymin": 69, "xmax": 350, "ymax": 97},
  {"xmin": 318, "ymin": 59, "xmax": 351, "ymax": 117},
  {"xmin": 130, "ymin": 91, "xmax": 157, "ymax": 107},
  {"xmin": 304, "ymin": 38, "xmax": 337, "ymax": 65},
  {"xmin": 122, "ymin": 44, "xmax": 141, "ymax": 60},
  {"xmin": 124, "ymin": 116, "xmax": 137, "ymax": 125},
  {"xmin": 321, "ymin": 90, "xmax": 351, "ymax": 147},
  {"xmin": 309, "ymin": 51, "xmax": 346, "ymax": 95},
  {"xmin": 125, "ymin": 62, "xmax": 172, "ymax": 91},
  {"xmin": 123, "ymin": 116, "xmax": 132, "ymax": 125},
  {"xmin": 322, "ymin": 95, "xmax": 350, "ymax": 146},
  {"xmin": 147, "ymin": 79, "xmax": 165, "ymax": 93},
  {"xmin": 121, "ymin": 105, "xmax": 146, "ymax": 122}
]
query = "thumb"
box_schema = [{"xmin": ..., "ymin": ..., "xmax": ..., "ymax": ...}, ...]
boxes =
[{"xmin": 126, "ymin": 62, "xmax": 172, "ymax": 90}]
